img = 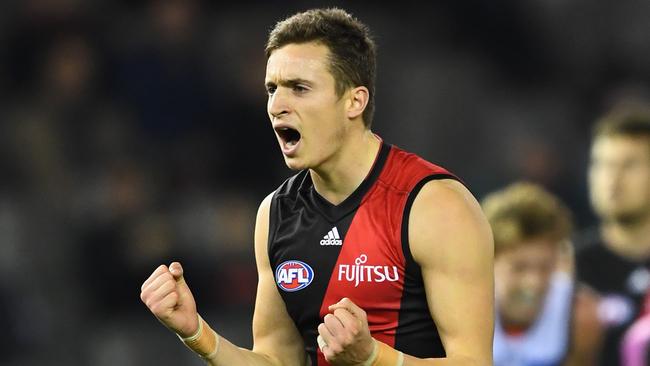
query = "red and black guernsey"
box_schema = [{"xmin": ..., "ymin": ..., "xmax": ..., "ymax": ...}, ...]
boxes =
[{"xmin": 268, "ymin": 141, "xmax": 459, "ymax": 365}]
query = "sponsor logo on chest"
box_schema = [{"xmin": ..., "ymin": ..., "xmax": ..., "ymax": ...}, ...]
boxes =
[{"xmin": 337, "ymin": 254, "xmax": 399, "ymax": 287}]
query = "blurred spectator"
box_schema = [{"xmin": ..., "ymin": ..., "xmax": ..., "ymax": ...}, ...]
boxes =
[
  {"xmin": 483, "ymin": 182, "xmax": 602, "ymax": 366},
  {"xmin": 576, "ymin": 105, "xmax": 650, "ymax": 365},
  {"xmin": 114, "ymin": 0, "xmax": 211, "ymax": 139}
]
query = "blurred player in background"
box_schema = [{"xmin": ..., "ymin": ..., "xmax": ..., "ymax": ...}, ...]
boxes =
[
  {"xmin": 576, "ymin": 106, "xmax": 650, "ymax": 366},
  {"xmin": 140, "ymin": 7, "xmax": 494, "ymax": 366},
  {"xmin": 483, "ymin": 182, "xmax": 603, "ymax": 366}
]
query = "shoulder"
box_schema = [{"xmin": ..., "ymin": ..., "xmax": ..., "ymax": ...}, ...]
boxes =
[
  {"xmin": 382, "ymin": 144, "xmax": 459, "ymax": 190},
  {"xmin": 408, "ymin": 179, "xmax": 493, "ymax": 266},
  {"xmin": 569, "ymin": 284, "xmax": 604, "ymax": 357},
  {"xmin": 273, "ymin": 170, "xmax": 308, "ymax": 197},
  {"xmin": 255, "ymin": 192, "xmax": 275, "ymax": 245},
  {"xmin": 257, "ymin": 191, "xmax": 275, "ymax": 220},
  {"xmin": 266, "ymin": 169, "xmax": 309, "ymax": 218},
  {"xmin": 413, "ymin": 179, "xmax": 478, "ymax": 214},
  {"xmin": 410, "ymin": 179, "xmax": 480, "ymax": 225},
  {"xmin": 573, "ymin": 284, "xmax": 601, "ymax": 320}
]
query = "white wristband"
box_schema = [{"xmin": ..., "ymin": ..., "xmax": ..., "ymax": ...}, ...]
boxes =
[
  {"xmin": 361, "ymin": 338, "xmax": 379, "ymax": 366},
  {"xmin": 178, "ymin": 314, "xmax": 203, "ymax": 342},
  {"xmin": 361, "ymin": 338, "xmax": 404, "ymax": 366},
  {"xmin": 177, "ymin": 314, "xmax": 220, "ymax": 360}
]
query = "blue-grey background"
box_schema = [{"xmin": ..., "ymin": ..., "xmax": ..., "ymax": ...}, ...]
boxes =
[{"xmin": 0, "ymin": 0, "xmax": 649, "ymax": 364}]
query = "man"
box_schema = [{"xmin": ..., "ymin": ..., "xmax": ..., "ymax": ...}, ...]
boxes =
[
  {"xmin": 140, "ymin": 8, "xmax": 494, "ymax": 366},
  {"xmin": 576, "ymin": 106, "xmax": 650, "ymax": 365},
  {"xmin": 483, "ymin": 182, "xmax": 602, "ymax": 366}
]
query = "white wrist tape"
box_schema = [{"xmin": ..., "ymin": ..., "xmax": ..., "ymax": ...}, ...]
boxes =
[
  {"xmin": 178, "ymin": 314, "xmax": 220, "ymax": 360},
  {"xmin": 363, "ymin": 338, "xmax": 404, "ymax": 366}
]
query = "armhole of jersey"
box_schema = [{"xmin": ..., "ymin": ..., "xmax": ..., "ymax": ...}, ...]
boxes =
[
  {"xmin": 267, "ymin": 190, "xmax": 279, "ymax": 260},
  {"xmin": 400, "ymin": 174, "xmax": 460, "ymax": 268}
]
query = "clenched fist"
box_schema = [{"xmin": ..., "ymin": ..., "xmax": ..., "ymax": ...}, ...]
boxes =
[
  {"xmin": 140, "ymin": 262, "xmax": 199, "ymax": 338},
  {"xmin": 317, "ymin": 297, "xmax": 375, "ymax": 365}
]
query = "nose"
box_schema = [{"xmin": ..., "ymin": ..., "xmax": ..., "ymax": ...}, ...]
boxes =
[
  {"xmin": 520, "ymin": 268, "xmax": 547, "ymax": 295},
  {"xmin": 268, "ymin": 88, "xmax": 290, "ymax": 119}
]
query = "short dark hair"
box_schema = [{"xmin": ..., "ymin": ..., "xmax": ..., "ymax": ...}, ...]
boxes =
[
  {"xmin": 265, "ymin": 8, "xmax": 377, "ymax": 127},
  {"xmin": 593, "ymin": 106, "xmax": 650, "ymax": 140}
]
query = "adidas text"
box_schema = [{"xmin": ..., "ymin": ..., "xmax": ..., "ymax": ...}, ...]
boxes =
[
  {"xmin": 320, "ymin": 238, "xmax": 342, "ymax": 245},
  {"xmin": 320, "ymin": 227, "xmax": 342, "ymax": 246}
]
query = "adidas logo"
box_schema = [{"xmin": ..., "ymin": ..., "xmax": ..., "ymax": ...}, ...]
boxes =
[{"xmin": 320, "ymin": 227, "xmax": 343, "ymax": 246}]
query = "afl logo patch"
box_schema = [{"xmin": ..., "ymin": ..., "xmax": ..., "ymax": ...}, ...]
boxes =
[{"xmin": 275, "ymin": 260, "xmax": 314, "ymax": 292}]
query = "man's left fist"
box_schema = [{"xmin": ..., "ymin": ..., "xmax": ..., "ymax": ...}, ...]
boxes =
[{"xmin": 317, "ymin": 297, "xmax": 376, "ymax": 365}]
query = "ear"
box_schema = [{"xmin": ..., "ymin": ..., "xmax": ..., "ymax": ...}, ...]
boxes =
[{"xmin": 346, "ymin": 86, "xmax": 369, "ymax": 120}]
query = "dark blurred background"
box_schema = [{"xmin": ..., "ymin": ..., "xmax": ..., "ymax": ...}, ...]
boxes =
[{"xmin": 0, "ymin": 0, "xmax": 648, "ymax": 365}]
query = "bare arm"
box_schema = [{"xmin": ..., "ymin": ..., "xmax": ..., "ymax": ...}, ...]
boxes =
[
  {"xmin": 405, "ymin": 179, "xmax": 495, "ymax": 365},
  {"xmin": 141, "ymin": 193, "xmax": 307, "ymax": 366},
  {"xmin": 316, "ymin": 179, "xmax": 494, "ymax": 366},
  {"xmin": 207, "ymin": 192, "xmax": 308, "ymax": 365},
  {"xmin": 563, "ymin": 285, "xmax": 604, "ymax": 366}
]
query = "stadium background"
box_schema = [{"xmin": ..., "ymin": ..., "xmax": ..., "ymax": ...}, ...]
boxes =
[{"xmin": 0, "ymin": 0, "xmax": 648, "ymax": 364}]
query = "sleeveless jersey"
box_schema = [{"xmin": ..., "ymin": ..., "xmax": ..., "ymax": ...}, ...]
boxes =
[
  {"xmin": 576, "ymin": 230, "xmax": 650, "ymax": 366},
  {"xmin": 493, "ymin": 272, "xmax": 574, "ymax": 366},
  {"xmin": 268, "ymin": 142, "xmax": 458, "ymax": 365}
]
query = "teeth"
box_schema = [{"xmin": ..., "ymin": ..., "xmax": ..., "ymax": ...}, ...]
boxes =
[{"xmin": 287, "ymin": 140, "xmax": 297, "ymax": 147}]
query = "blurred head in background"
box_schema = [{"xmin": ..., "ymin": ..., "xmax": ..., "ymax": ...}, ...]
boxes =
[
  {"xmin": 589, "ymin": 107, "xmax": 650, "ymax": 227},
  {"xmin": 149, "ymin": 0, "xmax": 198, "ymax": 47},
  {"xmin": 483, "ymin": 182, "xmax": 573, "ymax": 328},
  {"xmin": 39, "ymin": 33, "xmax": 96, "ymax": 103}
]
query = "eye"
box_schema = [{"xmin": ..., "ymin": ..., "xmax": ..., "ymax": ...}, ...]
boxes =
[
  {"xmin": 293, "ymin": 84, "xmax": 308, "ymax": 93},
  {"xmin": 266, "ymin": 85, "xmax": 277, "ymax": 95}
]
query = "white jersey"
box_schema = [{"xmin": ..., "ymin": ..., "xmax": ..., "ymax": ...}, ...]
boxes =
[{"xmin": 493, "ymin": 272, "xmax": 574, "ymax": 366}]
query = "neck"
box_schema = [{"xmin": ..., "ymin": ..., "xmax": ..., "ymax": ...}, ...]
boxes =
[
  {"xmin": 310, "ymin": 130, "xmax": 381, "ymax": 205},
  {"xmin": 601, "ymin": 213, "xmax": 650, "ymax": 261}
]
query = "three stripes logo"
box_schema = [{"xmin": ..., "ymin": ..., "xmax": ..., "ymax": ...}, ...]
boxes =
[{"xmin": 320, "ymin": 227, "xmax": 343, "ymax": 246}]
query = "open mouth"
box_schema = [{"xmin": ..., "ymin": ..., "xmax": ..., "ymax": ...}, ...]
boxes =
[{"xmin": 276, "ymin": 127, "xmax": 301, "ymax": 147}]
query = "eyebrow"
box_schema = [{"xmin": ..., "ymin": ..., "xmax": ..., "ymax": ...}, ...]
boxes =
[{"xmin": 265, "ymin": 78, "xmax": 313, "ymax": 88}]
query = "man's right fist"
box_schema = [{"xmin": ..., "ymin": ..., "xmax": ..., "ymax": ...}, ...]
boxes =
[{"xmin": 140, "ymin": 262, "xmax": 199, "ymax": 338}]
